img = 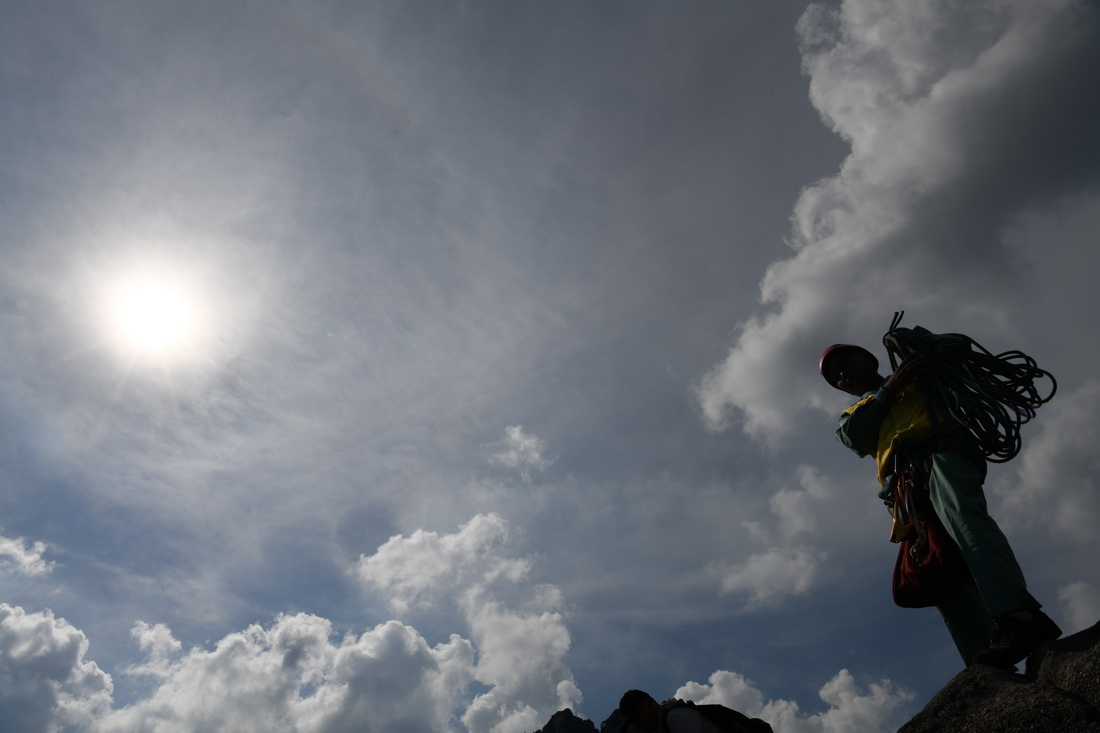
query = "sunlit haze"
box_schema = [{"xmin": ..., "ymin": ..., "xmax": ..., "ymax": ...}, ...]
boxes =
[{"xmin": 2, "ymin": 1, "xmax": 1099, "ymax": 731}]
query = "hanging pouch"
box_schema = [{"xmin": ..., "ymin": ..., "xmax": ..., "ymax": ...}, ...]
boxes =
[{"xmin": 891, "ymin": 461, "xmax": 972, "ymax": 608}]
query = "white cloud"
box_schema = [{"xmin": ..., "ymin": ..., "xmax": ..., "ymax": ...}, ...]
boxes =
[
  {"xmin": 358, "ymin": 514, "xmax": 579, "ymax": 733},
  {"xmin": 0, "ymin": 605, "xmax": 922, "ymax": 733},
  {"xmin": 677, "ymin": 668, "xmax": 914, "ymax": 733},
  {"xmin": 992, "ymin": 379, "xmax": 1100, "ymax": 542},
  {"xmin": 771, "ymin": 466, "xmax": 836, "ymax": 540},
  {"xmin": 717, "ymin": 547, "xmax": 823, "ymax": 608},
  {"xmin": 0, "ymin": 601, "xmax": 567, "ymax": 733},
  {"xmin": 771, "ymin": 489, "xmax": 815, "ymax": 540},
  {"xmin": 0, "ymin": 533, "xmax": 54, "ymax": 576},
  {"xmin": 695, "ymin": 0, "xmax": 1100, "ymax": 442},
  {"xmin": 675, "ymin": 670, "xmax": 766, "ymax": 716},
  {"xmin": 124, "ymin": 621, "xmax": 183, "ymax": 679},
  {"xmin": 0, "ymin": 603, "xmax": 114, "ymax": 731},
  {"xmin": 356, "ymin": 513, "xmax": 527, "ymax": 612},
  {"xmin": 802, "ymin": 669, "xmax": 915, "ymax": 733},
  {"xmin": 459, "ymin": 589, "xmax": 579, "ymax": 733},
  {"xmin": 715, "ymin": 467, "xmax": 844, "ymax": 607},
  {"xmin": 489, "ymin": 425, "xmax": 553, "ymax": 483},
  {"xmin": 102, "ymin": 613, "xmax": 475, "ymax": 733},
  {"xmin": 1058, "ymin": 582, "xmax": 1100, "ymax": 634}
]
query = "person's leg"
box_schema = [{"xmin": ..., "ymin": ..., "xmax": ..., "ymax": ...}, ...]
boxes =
[
  {"xmin": 926, "ymin": 453, "xmax": 1038, "ymax": 616},
  {"xmin": 928, "ymin": 453, "xmax": 1060, "ymax": 666},
  {"xmin": 936, "ymin": 579, "xmax": 996, "ymax": 666}
]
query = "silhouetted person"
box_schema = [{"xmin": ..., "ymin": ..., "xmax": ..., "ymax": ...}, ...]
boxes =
[
  {"xmin": 617, "ymin": 690, "xmax": 772, "ymax": 733},
  {"xmin": 820, "ymin": 338, "xmax": 1061, "ymax": 667}
]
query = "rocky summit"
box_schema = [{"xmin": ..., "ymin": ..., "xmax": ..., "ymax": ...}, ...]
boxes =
[
  {"xmin": 530, "ymin": 708, "xmax": 597, "ymax": 733},
  {"xmin": 530, "ymin": 620, "xmax": 1100, "ymax": 733},
  {"xmin": 898, "ymin": 619, "xmax": 1100, "ymax": 732}
]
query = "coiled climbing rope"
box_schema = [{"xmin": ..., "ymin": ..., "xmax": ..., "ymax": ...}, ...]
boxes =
[{"xmin": 882, "ymin": 312, "xmax": 1056, "ymax": 463}]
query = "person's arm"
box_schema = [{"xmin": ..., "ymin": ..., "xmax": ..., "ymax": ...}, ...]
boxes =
[
  {"xmin": 836, "ymin": 353, "xmax": 926, "ymax": 456},
  {"xmin": 836, "ymin": 389, "xmax": 890, "ymax": 457}
]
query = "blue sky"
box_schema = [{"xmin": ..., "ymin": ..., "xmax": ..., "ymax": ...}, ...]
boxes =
[{"xmin": 2, "ymin": 0, "xmax": 1099, "ymax": 731}]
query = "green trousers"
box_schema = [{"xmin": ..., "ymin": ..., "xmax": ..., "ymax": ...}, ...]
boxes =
[{"xmin": 927, "ymin": 453, "xmax": 1040, "ymax": 665}]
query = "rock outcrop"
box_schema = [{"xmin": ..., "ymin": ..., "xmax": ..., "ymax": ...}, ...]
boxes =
[
  {"xmin": 599, "ymin": 708, "xmax": 625, "ymax": 732},
  {"xmin": 899, "ymin": 620, "xmax": 1100, "ymax": 732},
  {"xmin": 530, "ymin": 620, "xmax": 1100, "ymax": 733},
  {"xmin": 531, "ymin": 708, "xmax": 598, "ymax": 733}
]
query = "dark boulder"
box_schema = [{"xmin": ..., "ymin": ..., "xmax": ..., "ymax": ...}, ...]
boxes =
[
  {"xmin": 531, "ymin": 708, "xmax": 598, "ymax": 733},
  {"xmin": 600, "ymin": 708, "xmax": 625, "ymax": 732},
  {"xmin": 899, "ymin": 620, "xmax": 1100, "ymax": 732}
]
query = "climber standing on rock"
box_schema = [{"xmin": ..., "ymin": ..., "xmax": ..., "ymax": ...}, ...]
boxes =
[{"xmin": 819, "ymin": 314, "xmax": 1062, "ymax": 668}]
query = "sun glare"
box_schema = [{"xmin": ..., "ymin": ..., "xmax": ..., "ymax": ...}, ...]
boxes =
[
  {"xmin": 112, "ymin": 284, "xmax": 192, "ymax": 351},
  {"xmin": 98, "ymin": 264, "xmax": 210, "ymax": 364}
]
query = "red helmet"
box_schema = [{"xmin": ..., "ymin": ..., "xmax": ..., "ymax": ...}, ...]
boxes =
[{"xmin": 819, "ymin": 344, "xmax": 877, "ymax": 388}]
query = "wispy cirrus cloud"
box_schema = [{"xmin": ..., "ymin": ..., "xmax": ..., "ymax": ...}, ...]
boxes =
[
  {"xmin": 489, "ymin": 426, "xmax": 554, "ymax": 483},
  {"xmin": 717, "ymin": 547, "xmax": 822, "ymax": 608}
]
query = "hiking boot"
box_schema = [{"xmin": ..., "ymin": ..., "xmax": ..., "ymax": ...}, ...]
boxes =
[{"xmin": 972, "ymin": 610, "xmax": 1062, "ymax": 667}]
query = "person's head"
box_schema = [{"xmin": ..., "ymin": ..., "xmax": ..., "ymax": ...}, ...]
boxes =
[
  {"xmin": 819, "ymin": 344, "xmax": 882, "ymax": 396},
  {"xmin": 618, "ymin": 690, "xmax": 660, "ymax": 732}
]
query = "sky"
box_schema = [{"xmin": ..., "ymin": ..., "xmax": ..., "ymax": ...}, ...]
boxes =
[{"xmin": 1, "ymin": 0, "xmax": 1099, "ymax": 731}]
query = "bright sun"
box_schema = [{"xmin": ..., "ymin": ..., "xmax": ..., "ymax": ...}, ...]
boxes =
[
  {"xmin": 98, "ymin": 263, "xmax": 210, "ymax": 364},
  {"xmin": 111, "ymin": 283, "xmax": 193, "ymax": 353}
]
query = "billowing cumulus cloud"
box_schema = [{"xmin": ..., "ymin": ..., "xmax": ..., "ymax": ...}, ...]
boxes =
[
  {"xmin": 358, "ymin": 513, "xmax": 579, "ymax": 733},
  {"xmin": 0, "ymin": 604, "xmax": 113, "ymax": 731},
  {"xmin": 98, "ymin": 613, "xmax": 475, "ymax": 733},
  {"xmin": 0, "ymin": 533, "xmax": 53, "ymax": 576},
  {"xmin": 2, "ymin": 603, "xmax": 922, "ymax": 733},
  {"xmin": 1, "ymin": 515, "xmax": 579, "ymax": 732},
  {"xmin": 460, "ymin": 591, "xmax": 578, "ymax": 733},
  {"xmin": 124, "ymin": 621, "xmax": 184, "ymax": 679},
  {"xmin": 357, "ymin": 513, "xmax": 529, "ymax": 613},
  {"xmin": 675, "ymin": 670, "xmax": 766, "ymax": 717},
  {"xmin": 677, "ymin": 668, "xmax": 914, "ymax": 733},
  {"xmin": 696, "ymin": 0, "xmax": 1100, "ymax": 442}
]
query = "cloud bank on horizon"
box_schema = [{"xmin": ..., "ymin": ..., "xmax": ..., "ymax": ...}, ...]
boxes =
[
  {"xmin": 0, "ymin": 518, "xmax": 917, "ymax": 733},
  {"xmin": 2, "ymin": 0, "xmax": 1100, "ymax": 731}
]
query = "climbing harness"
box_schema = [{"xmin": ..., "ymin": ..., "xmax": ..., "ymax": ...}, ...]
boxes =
[{"xmin": 890, "ymin": 451, "xmax": 972, "ymax": 607}]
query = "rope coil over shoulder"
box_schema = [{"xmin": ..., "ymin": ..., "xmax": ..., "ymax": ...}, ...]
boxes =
[{"xmin": 881, "ymin": 311, "xmax": 1056, "ymax": 463}]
